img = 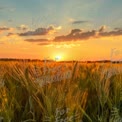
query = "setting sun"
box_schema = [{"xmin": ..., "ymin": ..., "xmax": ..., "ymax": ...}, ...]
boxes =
[{"xmin": 55, "ymin": 55, "xmax": 61, "ymax": 61}]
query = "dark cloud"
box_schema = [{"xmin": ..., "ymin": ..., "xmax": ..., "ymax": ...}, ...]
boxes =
[
  {"xmin": 54, "ymin": 26, "xmax": 122, "ymax": 42},
  {"xmin": 7, "ymin": 33, "xmax": 15, "ymax": 36},
  {"xmin": 18, "ymin": 26, "xmax": 55, "ymax": 36},
  {"xmin": 54, "ymin": 29, "xmax": 97, "ymax": 42},
  {"xmin": 25, "ymin": 38, "xmax": 49, "ymax": 42},
  {"xmin": 70, "ymin": 29, "xmax": 81, "ymax": 34},
  {"xmin": 0, "ymin": 27, "xmax": 10, "ymax": 31},
  {"xmin": 8, "ymin": 25, "xmax": 61, "ymax": 36},
  {"xmin": 100, "ymin": 30, "xmax": 122, "ymax": 36},
  {"xmin": 72, "ymin": 20, "xmax": 90, "ymax": 24},
  {"xmin": 23, "ymin": 26, "xmax": 122, "ymax": 46},
  {"xmin": 0, "ymin": 27, "xmax": 10, "ymax": 32},
  {"xmin": 114, "ymin": 28, "xmax": 122, "ymax": 31}
]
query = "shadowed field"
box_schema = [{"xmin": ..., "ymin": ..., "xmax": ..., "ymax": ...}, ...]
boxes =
[{"xmin": 0, "ymin": 61, "xmax": 122, "ymax": 122}]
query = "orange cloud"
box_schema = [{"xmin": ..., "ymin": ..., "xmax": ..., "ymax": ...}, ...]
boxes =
[{"xmin": 25, "ymin": 38, "xmax": 49, "ymax": 42}]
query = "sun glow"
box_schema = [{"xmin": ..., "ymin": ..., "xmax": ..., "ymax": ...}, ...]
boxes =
[{"xmin": 55, "ymin": 55, "xmax": 61, "ymax": 61}]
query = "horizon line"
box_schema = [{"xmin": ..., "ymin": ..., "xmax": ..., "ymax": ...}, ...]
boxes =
[{"xmin": 0, "ymin": 58, "xmax": 122, "ymax": 63}]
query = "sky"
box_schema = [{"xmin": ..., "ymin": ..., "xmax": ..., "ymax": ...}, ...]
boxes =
[{"xmin": 0, "ymin": 0, "xmax": 122, "ymax": 61}]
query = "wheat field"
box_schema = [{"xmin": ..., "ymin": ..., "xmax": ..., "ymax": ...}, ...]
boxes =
[{"xmin": 0, "ymin": 61, "xmax": 122, "ymax": 122}]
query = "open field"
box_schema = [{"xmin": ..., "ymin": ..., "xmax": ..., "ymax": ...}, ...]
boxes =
[{"xmin": 0, "ymin": 61, "xmax": 122, "ymax": 122}]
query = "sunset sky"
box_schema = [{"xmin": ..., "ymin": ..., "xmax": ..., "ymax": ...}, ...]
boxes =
[{"xmin": 0, "ymin": 0, "xmax": 122, "ymax": 61}]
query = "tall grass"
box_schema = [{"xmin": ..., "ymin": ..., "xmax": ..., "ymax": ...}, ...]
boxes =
[{"xmin": 0, "ymin": 61, "xmax": 122, "ymax": 122}]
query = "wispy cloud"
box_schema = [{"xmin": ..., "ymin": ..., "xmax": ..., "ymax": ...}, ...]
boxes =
[
  {"xmin": 69, "ymin": 18, "xmax": 91, "ymax": 25},
  {"xmin": 72, "ymin": 20, "xmax": 90, "ymax": 24},
  {"xmin": 25, "ymin": 38, "xmax": 49, "ymax": 42}
]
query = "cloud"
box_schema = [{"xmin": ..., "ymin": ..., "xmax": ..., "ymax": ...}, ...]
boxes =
[
  {"xmin": 72, "ymin": 20, "xmax": 90, "ymax": 24},
  {"xmin": 24, "ymin": 38, "xmax": 52, "ymax": 46},
  {"xmin": 0, "ymin": 27, "xmax": 10, "ymax": 31},
  {"xmin": 53, "ymin": 29, "xmax": 97, "ymax": 42},
  {"xmin": 100, "ymin": 29, "xmax": 122, "ymax": 36},
  {"xmin": 7, "ymin": 33, "xmax": 16, "ymax": 36},
  {"xmin": 17, "ymin": 25, "xmax": 29, "ymax": 31},
  {"xmin": 18, "ymin": 25, "xmax": 61, "ymax": 36},
  {"xmin": 25, "ymin": 38, "xmax": 49, "ymax": 42},
  {"xmin": 69, "ymin": 18, "xmax": 91, "ymax": 25},
  {"xmin": 114, "ymin": 28, "xmax": 122, "ymax": 31},
  {"xmin": 22, "ymin": 25, "xmax": 122, "ymax": 46},
  {"xmin": 53, "ymin": 26, "xmax": 122, "ymax": 42},
  {"xmin": 0, "ymin": 27, "xmax": 10, "ymax": 33}
]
